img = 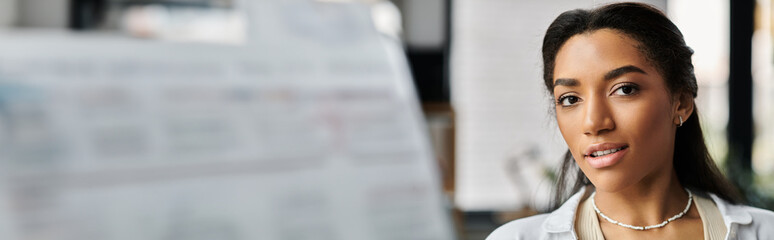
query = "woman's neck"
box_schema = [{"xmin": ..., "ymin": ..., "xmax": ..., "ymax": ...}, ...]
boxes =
[{"xmin": 591, "ymin": 169, "xmax": 689, "ymax": 226}]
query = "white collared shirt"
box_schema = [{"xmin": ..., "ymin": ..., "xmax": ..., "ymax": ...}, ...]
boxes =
[{"xmin": 486, "ymin": 187, "xmax": 774, "ymax": 240}]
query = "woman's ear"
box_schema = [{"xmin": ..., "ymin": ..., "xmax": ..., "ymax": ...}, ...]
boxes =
[{"xmin": 673, "ymin": 92, "xmax": 695, "ymax": 126}]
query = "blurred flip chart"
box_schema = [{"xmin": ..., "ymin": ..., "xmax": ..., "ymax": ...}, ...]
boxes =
[{"xmin": 0, "ymin": 1, "xmax": 454, "ymax": 240}]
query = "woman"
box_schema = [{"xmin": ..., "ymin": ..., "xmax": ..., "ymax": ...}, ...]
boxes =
[{"xmin": 487, "ymin": 2, "xmax": 774, "ymax": 240}]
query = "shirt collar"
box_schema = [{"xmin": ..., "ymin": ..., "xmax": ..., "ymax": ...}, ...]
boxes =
[
  {"xmin": 542, "ymin": 187, "xmax": 586, "ymax": 233},
  {"xmin": 540, "ymin": 188, "xmax": 754, "ymax": 234},
  {"xmin": 708, "ymin": 192, "xmax": 752, "ymax": 225}
]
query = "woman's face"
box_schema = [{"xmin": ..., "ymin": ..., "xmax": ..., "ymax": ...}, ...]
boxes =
[{"xmin": 552, "ymin": 29, "xmax": 689, "ymax": 192}]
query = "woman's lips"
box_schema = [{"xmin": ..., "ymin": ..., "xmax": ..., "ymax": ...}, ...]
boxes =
[{"xmin": 584, "ymin": 146, "xmax": 628, "ymax": 169}]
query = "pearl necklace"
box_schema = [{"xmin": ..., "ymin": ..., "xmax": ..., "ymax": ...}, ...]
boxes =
[{"xmin": 590, "ymin": 188, "xmax": 693, "ymax": 231}]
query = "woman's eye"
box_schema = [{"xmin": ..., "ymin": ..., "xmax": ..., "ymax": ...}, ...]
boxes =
[
  {"xmin": 558, "ymin": 95, "xmax": 580, "ymax": 107},
  {"xmin": 613, "ymin": 84, "xmax": 639, "ymax": 96}
]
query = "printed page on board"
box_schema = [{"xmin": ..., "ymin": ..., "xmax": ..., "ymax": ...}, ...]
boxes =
[{"xmin": 0, "ymin": 1, "xmax": 454, "ymax": 240}]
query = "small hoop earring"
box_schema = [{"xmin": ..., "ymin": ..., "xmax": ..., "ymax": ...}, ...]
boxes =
[{"xmin": 678, "ymin": 116, "xmax": 684, "ymax": 127}]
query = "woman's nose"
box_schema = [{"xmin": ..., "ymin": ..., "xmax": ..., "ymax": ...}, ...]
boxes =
[{"xmin": 582, "ymin": 95, "xmax": 615, "ymax": 136}]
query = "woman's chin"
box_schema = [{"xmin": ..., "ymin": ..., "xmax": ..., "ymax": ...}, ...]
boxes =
[{"xmin": 586, "ymin": 175, "xmax": 639, "ymax": 193}]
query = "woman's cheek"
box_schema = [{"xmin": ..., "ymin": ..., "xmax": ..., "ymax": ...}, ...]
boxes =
[{"xmin": 557, "ymin": 115, "xmax": 587, "ymax": 166}]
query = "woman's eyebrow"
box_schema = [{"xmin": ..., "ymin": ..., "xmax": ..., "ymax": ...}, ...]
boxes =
[
  {"xmin": 553, "ymin": 78, "xmax": 578, "ymax": 88},
  {"xmin": 604, "ymin": 65, "xmax": 647, "ymax": 81},
  {"xmin": 553, "ymin": 65, "xmax": 646, "ymax": 89}
]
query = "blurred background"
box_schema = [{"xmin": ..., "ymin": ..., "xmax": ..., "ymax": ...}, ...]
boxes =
[{"xmin": 0, "ymin": 0, "xmax": 771, "ymax": 239}]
